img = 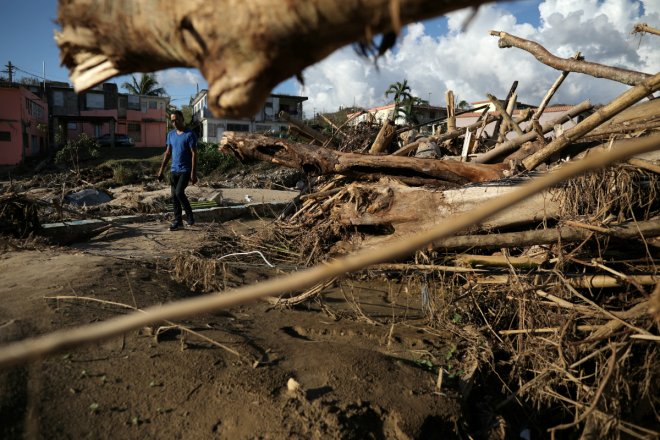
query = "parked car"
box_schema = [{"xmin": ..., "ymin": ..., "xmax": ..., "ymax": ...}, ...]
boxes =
[{"xmin": 96, "ymin": 133, "xmax": 135, "ymax": 147}]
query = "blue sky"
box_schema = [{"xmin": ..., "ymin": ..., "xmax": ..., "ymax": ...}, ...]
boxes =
[{"xmin": 1, "ymin": 1, "xmax": 657, "ymax": 116}]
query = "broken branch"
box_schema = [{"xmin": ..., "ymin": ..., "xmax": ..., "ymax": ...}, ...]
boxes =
[{"xmin": 490, "ymin": 30, "xmax": 651, "ymax": 86}]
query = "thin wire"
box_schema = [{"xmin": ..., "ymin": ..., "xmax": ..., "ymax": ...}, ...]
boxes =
[{"xmin": 217, "ymin": 251, "xmax": 274, "ymax": 267}]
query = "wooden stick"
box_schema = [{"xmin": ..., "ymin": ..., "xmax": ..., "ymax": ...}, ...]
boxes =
[
  {"xmin": 369, "ymin": 119, "xmax": 396, "ymax": 154},
  {"xmin": 431, "ymin": 217, "xmax": 660, "ymax": 250},
  {"xmin": 491, "ymin": 30, "xmax": 651, "ymax": 86},
  {"xmin": 391, "ymin": 114, "xmax": 497, "ymax": 156},
  {"xmin": 529, "ymin": 52, "xmax": 582, "ymax": 129},
  {"xmin": 456, "ymin": 254, "xmax": 544, "ymax": 268},
  {"xmin": 446, "ymin": 90, "xmax": 456, "ymax": 132},
  {"xmin": 279, "ymin": 111, "xmax": 333, "ymax": 146},
  {"xmin": 366, "ymin": 263, "xmax": 485, "ymax": 273},
  {"xmin": 523, "ymin": 72, "xmax": 660, "ymax": 170},
  {"xmin": 488, "ymin": 93, "xmax": 524, "ymax": 137},
  {"xmin": 632, "ymin": 23, "xmax": 660, "ymax": 37},
  {"xmin": 474, "ymin": 100, "xmax": 592, "ymax": 164},
  {"xmin": 0, "ymin": 133, "xmax": 657, "ymax": 367},
  {"xmin": 627, "ymin": 158, "xmax": 660, "ymax": 174}
]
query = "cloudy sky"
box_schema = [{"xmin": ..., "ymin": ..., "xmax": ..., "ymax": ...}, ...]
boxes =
[
  {"xmin": 1, "ymin": 1, "xmax": 658, "ymax": 114},
  {"xmin": 296, "ymin": 0, "xmax": 659, "ymax": 116}
]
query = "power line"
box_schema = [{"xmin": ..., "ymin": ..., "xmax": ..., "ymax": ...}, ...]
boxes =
[{"xmin": 11, "ymin": 63, "xmax": 69, "ymax": 83}]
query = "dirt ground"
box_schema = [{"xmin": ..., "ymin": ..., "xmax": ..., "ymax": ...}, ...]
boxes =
[{"xmin": 0, "ymin": 217, "xmax": 468, "ymax": 439}]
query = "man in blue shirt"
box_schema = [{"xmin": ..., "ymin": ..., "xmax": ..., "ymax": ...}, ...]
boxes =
[{"xmin": 157, "ymin": 110, "xmax": 198, "ymax": 231}]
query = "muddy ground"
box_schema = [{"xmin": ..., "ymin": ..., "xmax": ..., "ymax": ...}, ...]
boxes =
[
  {"xmin": 3, "ymin": 152, "xmax": 656, "ymax": 439},
  {"xmin": 0, "ymin": 213, "xmax": 476, "ymax": 439}
]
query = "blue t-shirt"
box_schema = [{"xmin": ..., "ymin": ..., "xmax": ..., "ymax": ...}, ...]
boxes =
[{"xmin": 167, "ymin": 129, "xmax": 197, "ymax": 173}]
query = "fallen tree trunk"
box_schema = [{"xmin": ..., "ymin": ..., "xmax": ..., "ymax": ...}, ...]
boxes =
[
  {"xmin": 332, "ymin": 177, "xmax": 562, "ymax": 236},
  {"xmin": 490, "ymin": 30, "xmax": 652, "ymax": 86},
  {"xmin": 56, "ymin": 0, "xmax": 495, "ymax": 118},
  {"xmin": 431, "ymin": 217, "xmax": 660, "ymax": 250},
  {"xmin": 220, "ymin": 132, "xmax": 507, "ymax": 184}
]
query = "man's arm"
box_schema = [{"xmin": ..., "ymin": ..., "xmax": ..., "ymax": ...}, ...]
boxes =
[
  {"xmin": 157, "ymin": 146, "xmax": 172, "ymax": 180},
  {"xmin": 190, "ymin": 139, "xmax": 198, "ymax": 185}
]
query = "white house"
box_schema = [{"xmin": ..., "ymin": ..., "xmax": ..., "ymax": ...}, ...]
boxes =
[
  {"xmin": 191, "ymin": 90, "xmax": 308, "ymax": 142},
  {"xmin": 349, "ymin": 103, "xmax": 446, "ymax": 131}
]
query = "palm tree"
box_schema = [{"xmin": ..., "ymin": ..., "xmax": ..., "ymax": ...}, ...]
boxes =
[
  {"xmin": 385, "ymin": 79, "xmax": 412, "ymax": 106},
  {"xmin": 121, "ymin": 73, "xmax": 167, "ymax": 96},
  {"xmin": 385, "ymin": 80, "xmax": 419, "ymax": 123}
]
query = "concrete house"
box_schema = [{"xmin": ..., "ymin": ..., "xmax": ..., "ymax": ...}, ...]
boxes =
[
  {"xmin": 191, "ymin": 90, "xmax": 308, "ymax": 142},
  {"xmin": 47, "ymin": 82, "xmax": 170, "ymax": 147},
  {"xmin": 0, "ymin": 83, "xmax": 49, "ymax": 165},
  {"xmin": 349, "ymin": 103, "xmax": 447, "ymax": 131}
]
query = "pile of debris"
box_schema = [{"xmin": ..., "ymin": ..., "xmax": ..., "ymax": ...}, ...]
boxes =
[{"xmin": 216, "ymin": 31, "xmax": 660, "ymax": 438}]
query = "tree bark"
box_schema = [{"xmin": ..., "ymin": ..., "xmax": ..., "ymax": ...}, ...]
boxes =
[
  {"xmin": 220, "ymin": 132, "xmax": 506, "ymax": 184},
  {"xmin": 370, "ymin": 119, "xmax": 397, "ymax": 154},
  {"xmin": 490, "ymin": 31, "xmax": 651, "ymax": 86},
  {"xmin": 333, "ymin": 177, "xmax": 562, "ymax": 235},
  {"xmin": 56, "ymin": 0, "xmax": 495, "ymax": 118}
]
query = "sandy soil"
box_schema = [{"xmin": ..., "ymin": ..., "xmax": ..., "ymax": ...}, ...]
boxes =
[{"xmin": 0, "ymin": 218, "xmax": 465, "ymax": 439}]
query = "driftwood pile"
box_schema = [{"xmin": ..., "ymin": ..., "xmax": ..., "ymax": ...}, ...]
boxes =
[{"xmin": 217, "ymin": 30, "xmax": 660, "ymax": 438}]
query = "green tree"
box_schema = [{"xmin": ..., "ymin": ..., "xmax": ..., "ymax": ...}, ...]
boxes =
[
  {"xmin": 121, "ymin": 73, "xmax": 166, "ymax": 96},
  {"xmin": 385, "ymin": 80, "xmax": 422, "ymax": 124},
  {"xmin": 55, "ymin": 134, "xmax": 99, "ymax": 176},
  {"xmin": 385, "ymin": 79, "xmax": 412, "ymax": 108}
]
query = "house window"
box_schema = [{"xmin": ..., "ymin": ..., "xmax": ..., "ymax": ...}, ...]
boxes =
[
  {"xmin": 67, "ymin": 122, "xmax": 77, "ymax": 130},
  {"xmin": 149, "ymin": 101, "xmax": 158, "ymax": 109},
  {"xmin": 86, "ymin": 93, "xmax": 105, "ymax": 109},
  {"xmin": 53, "ymin": 91, "xmax": 64, "ymax": 106},
  {"xmin": 227, "ymin": 123, "xmax": 250, "ymax": 132},
  {"xmin": 127, "ymin": 95, "xmax": 140, "ymax": 110},
  {"xmin": 0, "ymin": 131, "xmax": 10, "ymax": 142}
]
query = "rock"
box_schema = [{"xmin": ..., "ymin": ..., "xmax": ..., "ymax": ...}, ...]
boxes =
[{"xmin": 64, "ymin": 188, "xmax": 112, "ymax": 207}]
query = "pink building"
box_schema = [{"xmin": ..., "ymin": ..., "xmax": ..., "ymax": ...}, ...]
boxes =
[
  {"xmin": 48, "ymin": 82, "xmax": 169, "ymax": 148},
  {"xmin": 0, "ymin": 84, "xmax": 49, "ymax": 165}
]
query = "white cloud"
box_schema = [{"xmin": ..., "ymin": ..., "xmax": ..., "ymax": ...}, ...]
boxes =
[
  {"xmin": 156, "ymin": 68, "xmax": 207, "ymax": 103},
  {"xmin": 297, "ymin": 1, "xmax": 659, "ymax": 117}
]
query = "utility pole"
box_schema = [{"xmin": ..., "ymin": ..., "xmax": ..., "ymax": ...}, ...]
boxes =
[{"xmin": 3, "ymin": 61, "xmax": 15, "ymax": 82}]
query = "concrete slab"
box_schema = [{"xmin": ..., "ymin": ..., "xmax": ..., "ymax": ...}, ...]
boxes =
[{"xmin": 40, "ymin": 188, "xmax": 300, "ymax": 244}]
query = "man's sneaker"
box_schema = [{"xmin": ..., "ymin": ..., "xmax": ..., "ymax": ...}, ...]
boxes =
[
  {"xmin": 169, "ymin": 221, "xmax": 182, "ymax": 231},
  {"xmin": 186, "ymin": 217, "xmax": 195, "ymax": 227}
]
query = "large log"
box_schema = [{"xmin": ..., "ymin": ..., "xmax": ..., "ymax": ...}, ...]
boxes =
[
  {"xmin": 431, "ymin": 217, "xmax": 660, "ymax": 250},
  {"xmin": 332, "ymin": 177, "xmax": 562, "ymax": 237},
  {"xmin": 220, "ymin": 132, "xmax": 507, "ymax": 184},
  {"xmin": 56, "ymin": 0, "xmax": 494, "ymax": 118}
]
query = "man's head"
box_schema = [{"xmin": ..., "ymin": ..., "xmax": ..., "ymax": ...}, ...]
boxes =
[{"xmin": 170, "ymin": 110, "xmax": 185, "ymax": 131}]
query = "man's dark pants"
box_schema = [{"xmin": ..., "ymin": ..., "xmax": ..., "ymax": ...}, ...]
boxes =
[{"xmin": 170, "ymin": 172, "xmax": 193, "ymax": 223}]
